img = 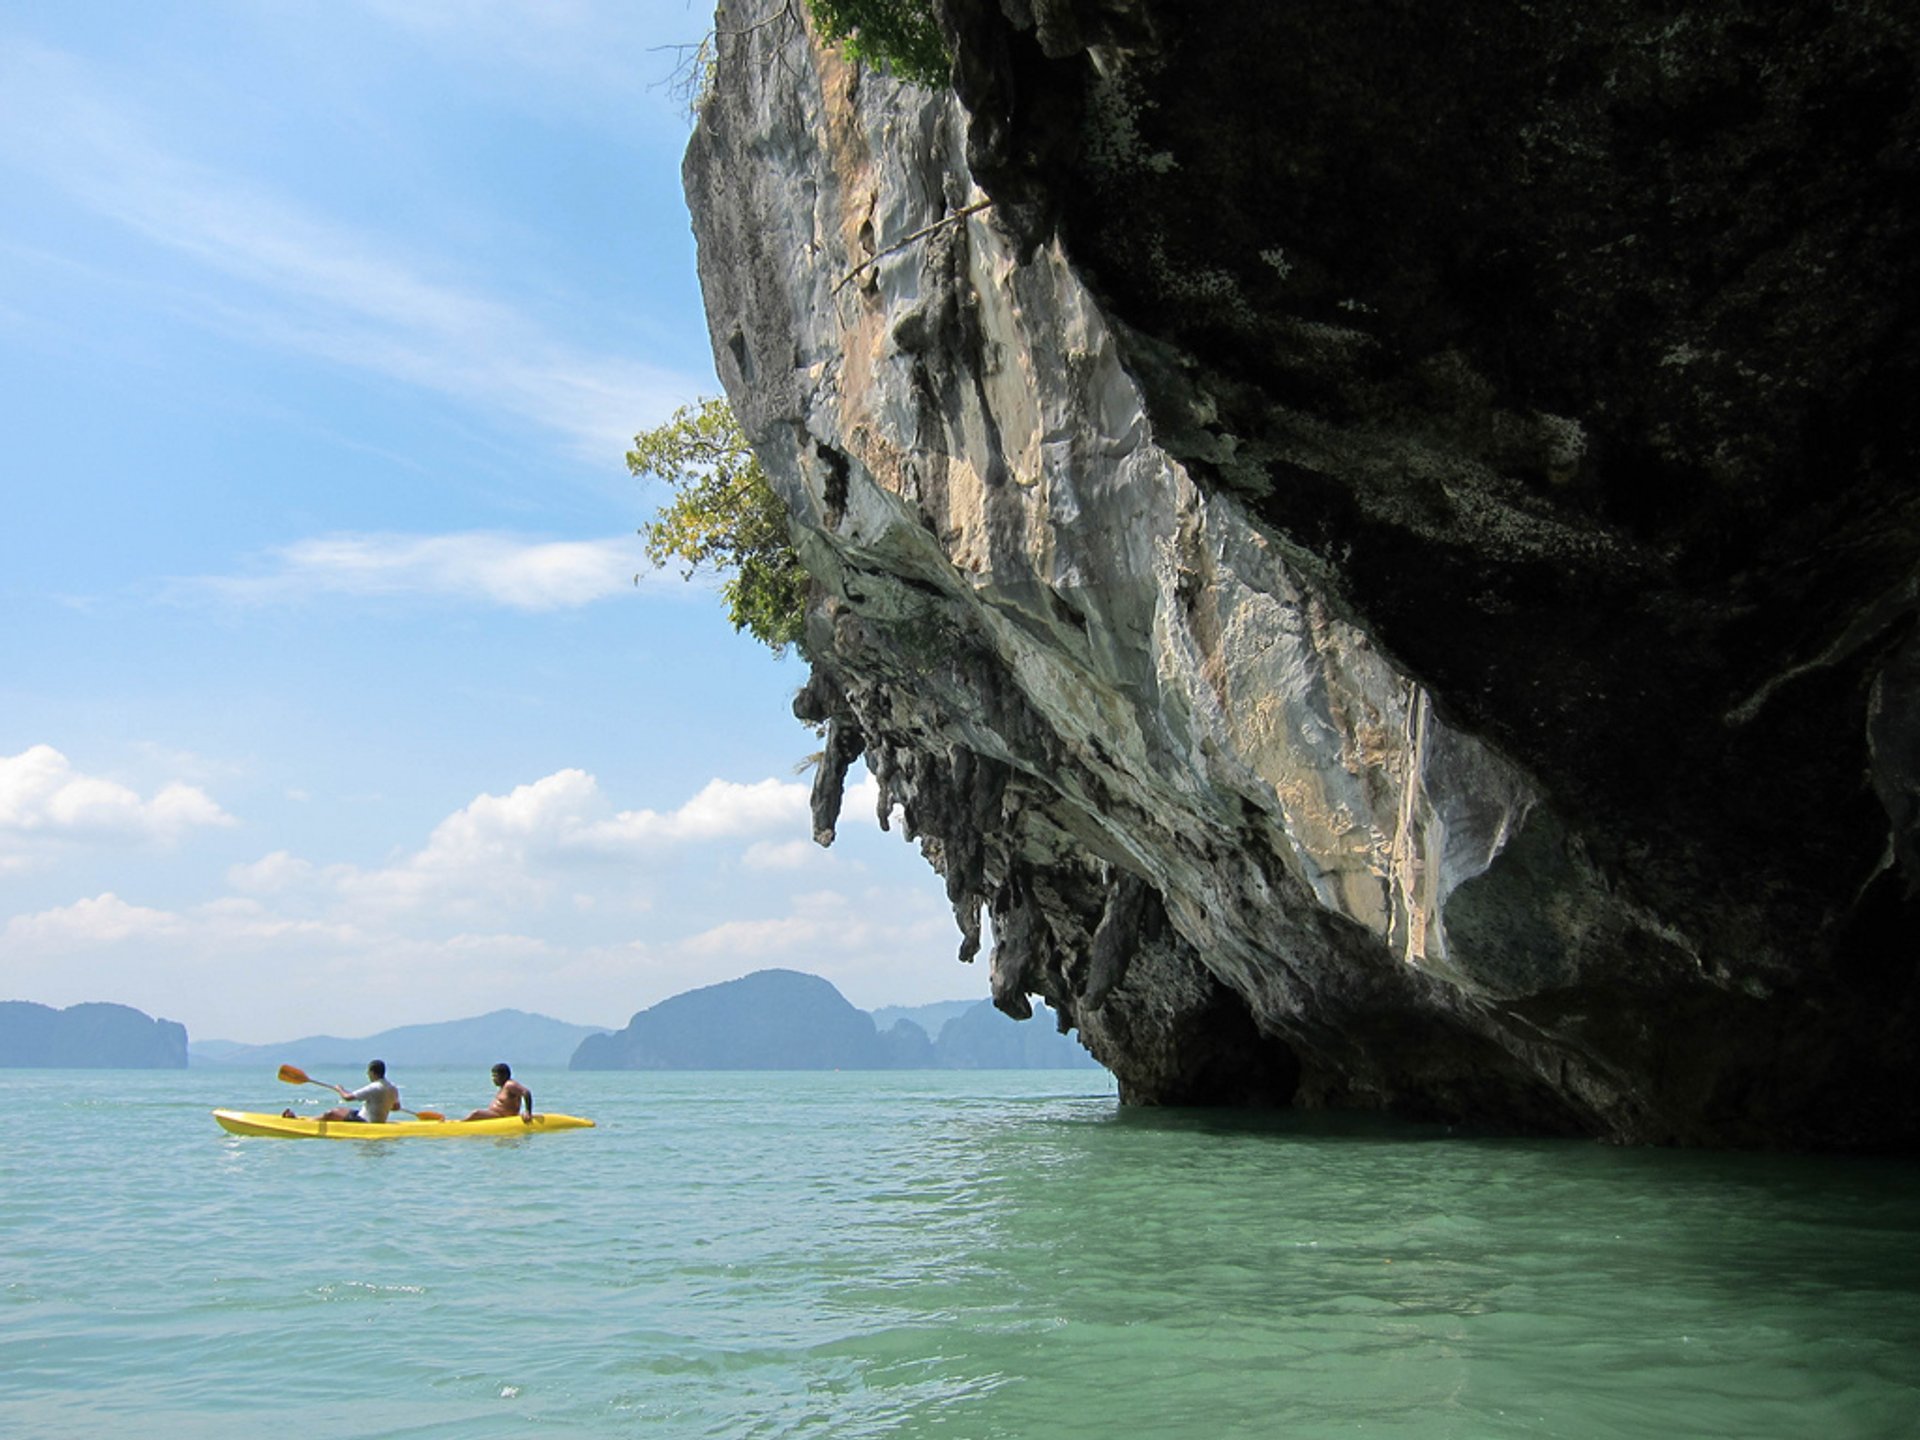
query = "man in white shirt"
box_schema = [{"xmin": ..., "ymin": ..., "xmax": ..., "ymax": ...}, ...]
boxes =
[{"xmin": 313, "ymin": 1060, "xmax": 401, "ymax": 1123}]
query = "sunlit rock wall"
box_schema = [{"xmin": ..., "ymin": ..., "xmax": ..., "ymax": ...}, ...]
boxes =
[{"xmin": 684, "ymin": 0, "xmax": 1919, "ymax": 1148}]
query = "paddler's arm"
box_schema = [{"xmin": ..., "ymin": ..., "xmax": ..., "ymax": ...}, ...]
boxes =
[{"xmin": 523, "ymin": 1085, "xmax": 534, "ymax": 1122}]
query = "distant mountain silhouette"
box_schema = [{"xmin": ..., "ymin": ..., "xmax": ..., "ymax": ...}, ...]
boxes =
[
  {"xmin": 933, "ymin": 999, "xmax": 1100, "ymax": 1069},
  {"xmin": 870, "ymin": 999, "xmax": 978, "ymax": 1035},
  {"xmin": 574, "ymin": 970, "xmax": 890, "ymax": 1070},
  {"xmin": 878, "ymin": 1018, "xmax": 939, "ymax": 1068},
  {"xmin": 0, "ymin": 1001, "xmax": 188, "ymax": 1068},
  {"xmin": 573, "ymin": 969, "xmax": 1103, "ymax": 1071},
  {"xmin": 190, "ymin": 1009, "xmax": 606, "ymax": 1069}
]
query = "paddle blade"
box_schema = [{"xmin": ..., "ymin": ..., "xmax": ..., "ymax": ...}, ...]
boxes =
[
  {"xmin": 414, "ymin": 1110, "xmax": 446, "ymax": 1122},
  {"xmin": 277, "ymin": 1064, "xmax": 311, "ymax": 1086}
]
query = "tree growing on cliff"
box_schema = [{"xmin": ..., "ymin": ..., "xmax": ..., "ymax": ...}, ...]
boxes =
[
  {"xmin": 628, "ymin": 398, "xmax": 809, "ymax": 656},
  {"xmin": 806, "ymin": 0, "xmax": 948, "ymax": 87}
]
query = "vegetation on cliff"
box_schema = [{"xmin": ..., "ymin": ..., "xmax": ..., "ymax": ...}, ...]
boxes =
[
  {"xmin": 628, "ymin": 397, "xmax": 809, "ymax": 655},
  {"xmin": 805, "ymin": 0, "xmax": 947, "ymax": 86}
]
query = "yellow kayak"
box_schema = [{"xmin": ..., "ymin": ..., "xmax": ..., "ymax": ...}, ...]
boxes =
[{"xmin": 213, "ymin": 1109, "xmax": 594, "ymax": 1139}]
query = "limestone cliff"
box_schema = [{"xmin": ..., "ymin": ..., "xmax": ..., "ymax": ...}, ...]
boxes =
[{"xmin": 684, "ymin": 0, "xmax": 1919, "ymax": 1148}]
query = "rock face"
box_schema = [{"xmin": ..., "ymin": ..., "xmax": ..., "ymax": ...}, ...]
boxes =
[
  {"xmin": 684, "ymin": 1, "xmax": 1919, "ymax": 1148},
  {"xmin": 0, "ymin": 1001, "xmax": 189, "ymax": 1068}
]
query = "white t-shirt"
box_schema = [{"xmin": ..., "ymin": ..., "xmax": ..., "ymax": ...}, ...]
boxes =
[{"xmin": 345, "ymin": 1079, "xmax": 399, "ymax": 1123}]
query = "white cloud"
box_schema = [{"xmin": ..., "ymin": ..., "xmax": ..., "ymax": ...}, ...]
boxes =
[
  {"xmin": 294, "ymin": 770, "xmax": 812, "ymax": 920},
  {"xmin": 742, "ymin": 839, "xmax": 824, "ymax": 871},
  {"xmin": 0, "ymin": 745, "xmax": 235, "ymax": 851},
  {"xmin": 842, "ymin": 772, "xmax": 904, "ymax": 831},
  {"xmin": 672, "ymin": 885, "xmax": 966, "ymax": 1009},
  {"xmin": 0, "ymin": 765, "xmax": 960, "ymax": 1040},
  {"xmin": 681, "ymin": 886, "xmax": 950, "ymax": 961},
  {"xmin": 580, "ymin": 777, "xmax": 812, "ymax": 849},
  {"xmin": 680, "ymin": 889, "xmax": 852, "ymax": 957},
  {"xmin": 2, "ymin": 892, "xmax": 182, "ymax": 947},
  {"xmin": 182, "ymin": 531, "xmax": 662, "ymax": 611},
  {"xmin": 1, "ymin": 893, "xmax": 366, "ymax": 954},
  {"xmin": 227, "ymin": 851, "xmax": 320, "ymax": 894},
  {"xmin": 450, "ymin": 769, "xmax": 805, "ymax": 860}
]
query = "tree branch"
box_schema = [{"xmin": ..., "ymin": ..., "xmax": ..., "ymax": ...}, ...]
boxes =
[{"xmin": 833, "ymin": 200, "xmax": 995, "ymax": 295}]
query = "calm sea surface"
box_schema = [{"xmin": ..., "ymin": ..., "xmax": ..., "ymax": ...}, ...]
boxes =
[{"xmin": 3, "ymin": 1067, "xmax": 1917, "ymax": 1439}]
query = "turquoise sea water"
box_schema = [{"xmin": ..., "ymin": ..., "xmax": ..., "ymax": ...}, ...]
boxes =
[{"xmin": 3, "ymin": 1068, "xmax": 1917, "ymax": 1439}]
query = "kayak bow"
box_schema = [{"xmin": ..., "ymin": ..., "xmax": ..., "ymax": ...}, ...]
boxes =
[{"xmin": 213, "ymin": 1109, "xmax": 594, "ymax": 1139}]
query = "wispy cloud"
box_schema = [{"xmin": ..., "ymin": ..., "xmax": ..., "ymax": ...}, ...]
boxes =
[
  {"xmin": 176, "ymin": 531, "xmax": 671, "ymax": 611},
  {"xmin": 2, "ymin": 892, "xmax": 184, "ymax": 947},
  {"xmin": 673, "ymin": 885, "xmax": 958, "ymax": 1004},
  {"xmin": 680, "ymin": 888, "xmax": 946, "ymax": 959},
  {"xmin": 349, "ymin": 0, "xmax": 704, "ymax": 126},
  {"xmin": 742, "ymin": 839, "xmax": 828, "ymax": 871},
  {"xmin": 0, "ymin": 39, "xmax": 701, "ymax": 456}
]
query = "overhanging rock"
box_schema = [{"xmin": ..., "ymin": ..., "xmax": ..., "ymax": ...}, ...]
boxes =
[{"xmin": 684, "ymin": 0, "xmax": 1919, "ymax": 1149}]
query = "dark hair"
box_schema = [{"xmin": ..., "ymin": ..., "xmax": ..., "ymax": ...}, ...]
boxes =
[
  {"xmin": 368, "ymin": 1059, "xmax": 387, "ymax": 1078},
  {"xmin": 492, "ymin": 1062, "xmax": 511, "ymax": 1079}
]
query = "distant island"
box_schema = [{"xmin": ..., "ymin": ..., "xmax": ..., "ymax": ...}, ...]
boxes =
[
  {"xmin": 11, "ymin": 974, "xmax": 1103, "ymax": 1074},
  {"xmin": 869, "ymin": 999, "xmax": 979, "ymax": 1036},
  {"xmin": 190, "ymin": 1008, "xmax": 608, "ymax": 1069},
  {"xmin": 572, "ymin": 969, "xmax": 1103, "ymax": 1072},
  {"xmin": 0, "ymin": 1001, "xmax": 188, "ymax": 1068}
]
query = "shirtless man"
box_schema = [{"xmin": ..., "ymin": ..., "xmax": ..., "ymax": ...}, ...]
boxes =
[{"xmin": 464, "ymin": 1062, "xmax": 533, "ymax": 1123}]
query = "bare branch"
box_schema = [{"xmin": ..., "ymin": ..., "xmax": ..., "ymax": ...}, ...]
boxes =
[{"xmin": 833, "ymin": 200, "xmax": 995, "ymax": 295}]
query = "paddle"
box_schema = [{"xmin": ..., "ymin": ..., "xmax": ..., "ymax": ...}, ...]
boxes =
[{"xmin": 276, "ymin": 1063, "xmax": 444, "ymax": 1121}]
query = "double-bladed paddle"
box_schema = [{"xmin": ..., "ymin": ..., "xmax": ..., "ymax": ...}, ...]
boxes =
[{"xmin": 276, "ymin": 1062, "xmax": 445, "ymax": 1121}]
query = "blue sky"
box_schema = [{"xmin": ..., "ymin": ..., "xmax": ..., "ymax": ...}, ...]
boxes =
[{"xmin": 0, "ymin": 0, "xmax": 963, "ymax": 1042}]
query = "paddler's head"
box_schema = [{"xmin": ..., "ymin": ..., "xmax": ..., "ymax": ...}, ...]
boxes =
[
  {"xmin": 492, "ymin": 1063, "xmax": 511, "ymax": 1083},
  {"xmin": 367, "ymin": 1059, "xmax": 387, "ymax": 1079}
]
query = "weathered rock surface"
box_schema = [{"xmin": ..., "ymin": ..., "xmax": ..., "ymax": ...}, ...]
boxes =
[{"xmin": 684, "ymin": 0, "xmax": 1919, "ymax": 1148}]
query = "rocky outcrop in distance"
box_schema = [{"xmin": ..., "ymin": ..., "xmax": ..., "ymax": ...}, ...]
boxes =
[
  {"xmin": 570, "ymin": 969, "xmax": 1101, "ymax": 1070},
  {"xmin": 189, "ymin": 1009, "xmax": 608, "ymax": 1070},
  {"xmin": 685, "ymin": 1, "xmax": 1919, "ymax": 1149},
  {"xmin": 0, "ymin": 1001, "xmax": 188, "ymax": 1068}
]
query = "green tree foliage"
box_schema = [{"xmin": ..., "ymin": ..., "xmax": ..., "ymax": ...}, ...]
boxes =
[
  {"xmin": 805, "ymin": 0, "xmax": 949, "ymax": 87},
  {"xmin": 628, "ymin": 398, "xmax": 809, "ymax": 656}
]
